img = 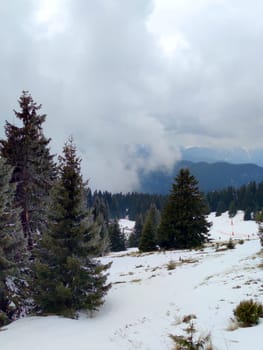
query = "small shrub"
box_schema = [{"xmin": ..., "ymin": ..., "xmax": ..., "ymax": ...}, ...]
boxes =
[
  {"xmin": 167, "ymin": 260, "xmax": 177, "ymax": 270},
  {"xmin": 182, "ymin": 314, "xmax": 197, "ymax": 323},
  {"xmin": 170, "ymin": 321, "xmax": 213, "ymax": 350},
  {"xmin": 258, "ymin": 229, "xmax": 263, "ymax": 247},
  {"xmin": 0, "ymin": 311, "xmax": 9, "ymax": 328},
  {"xmin": 232, "ymin": 285, "xmax": 241, "ymax": 289},
  {"xmin": 227, "ymin": 238, "xmax": 235, "ymax": 249},
  {"xmin": 233, "ymin": 299, "xmax": 263, "ymax": 327},
  {"xmin": 135, "ymin": 265, "xmax": 143, "ymax": 268},
  {"xmin": 238, "ymin": 239, "xmax": 244, "ymax": 245}
]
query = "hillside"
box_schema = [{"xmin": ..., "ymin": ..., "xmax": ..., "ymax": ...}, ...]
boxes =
[
  {"xmin": 181, "ymin": 146, "xmax": 263, "ymax": 166},
  {"xmin": 1, "ymin": 212, "xmax": 262, "ymax": 350},
  {"xmin": 139, "ymin": 161, "xmax": 263, "ymax": 193}
]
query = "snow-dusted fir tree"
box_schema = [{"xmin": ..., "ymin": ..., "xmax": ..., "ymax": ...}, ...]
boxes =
[
  {"xmin": 0, "ymin": 158, "xmax": 25, "ymax": 326},
  {"xmin": 0, "ymin": 91, "xmax": 56, "ymax": 250},
  {"xmin": 32, "ymin": 138, "xmax": 111, "ymax": 317},
  {"xmin": 157, "ymin": 168, "xmax": 211, "ymax": 249}
]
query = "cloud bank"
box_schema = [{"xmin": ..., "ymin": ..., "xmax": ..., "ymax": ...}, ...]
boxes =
[{"xmin": 0, "ymin": 0, "xmax": 263, "ymax": 191}]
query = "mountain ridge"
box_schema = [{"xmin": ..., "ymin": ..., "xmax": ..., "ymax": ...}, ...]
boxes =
[{"xmin": 139, "ymin": 160, "xmax": 263, "ymax": 194}]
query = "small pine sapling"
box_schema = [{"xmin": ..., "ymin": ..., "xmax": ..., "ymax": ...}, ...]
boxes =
[{"xmin": 170, "ymin": 320, "xmax": 213, "ymax": 350}]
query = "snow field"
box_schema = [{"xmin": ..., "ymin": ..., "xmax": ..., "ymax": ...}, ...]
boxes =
[{"xmin": 0, "ymin": 211, "xmax": 262, "ymax": 350}]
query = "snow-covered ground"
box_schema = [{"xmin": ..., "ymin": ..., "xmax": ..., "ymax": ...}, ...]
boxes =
[
  {"xmin": 118, "ymin": 218, "xmax": 135, "ymax": 239},
  {"xmin": 208, "ymin": 211, "xmax": 258, "ymax": 241},
  {"xmin": 1, "ymin": 212, "xmax": 262, "ymax": 350}
]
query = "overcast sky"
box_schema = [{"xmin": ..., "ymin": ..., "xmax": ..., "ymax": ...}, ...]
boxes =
[{"xmin": 1, "ymin": 0, "xmax": 263, "ymax": 191}]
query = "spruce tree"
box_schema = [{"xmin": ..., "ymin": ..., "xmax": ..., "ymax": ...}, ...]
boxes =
[
  {"xmin": 255, "ymin": 211, "xmax": 263, "ymax": 246},
  {"xmin": 244, "ymin": 208, "xmax": 252, "ymax": 221},
  {"xmin": 109, "ymin": 219, "xmax": 126, "ymax": 252},
  {"xmin": 228, "ymin": 200, "xmax": 237, "ymax": 218},
  {"xmin": 32, "ymin": 139, "xmax": 111, "ymax": 317},
  {"xmin": 0, "ymin": 158, "xmax": 25, "ymax": 326},
  {"xmin": 215, "ymin": 200, "xmax": 226, "ymax": 217},
  {"xmin": 92, "ymin": 196, "xmax": 110, "ymax": 255},
  {"xmin": 157, "ymin": 168, "xmax": 211, "ymax": 249},
  {"xmin": 0, "ymin": 91, "xmax": 56, "ymax": 250},
  {"xmin": 128, "ymin": 214, "xmax": 143, "ymax": 248},
  {"xmin": 139, "ymin": 204, "xmax": 160, "ymax": 252}
]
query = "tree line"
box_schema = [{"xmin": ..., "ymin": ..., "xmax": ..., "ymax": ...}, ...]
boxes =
[
  {"xmin": 91, "ymin": 181, "xmax": 263, "ymax": 224},
  {"xmin": 85, "ymin": 164, "xmax": 263, "ymax": 257},
  {"xmin": 86, "ymin": 181, "xmax": 210, "ymax": 252},
  {"xmin": 206, "ymin": 181, "xmax": 263, "ymax": 219},
  {"xmin": 87, "ymin": 190, "xmax": 166, "ymax": 220}
]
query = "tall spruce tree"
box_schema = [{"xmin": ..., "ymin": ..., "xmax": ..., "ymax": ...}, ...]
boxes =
[
  {"xmin": 0, "ymin": 158, "xmax": 25, "ymax": 326},
  {"xmin": 215, "ymin": 200, "xmax": 226, "ymax": 217},
  {"xmin": 0, "ymin": 91, "xmax": 56, "ymax": 250},
  {"xmin": 109, "ymin": 219, "xmax": 126, "ymax": 252},
  {"xmin": 128, "ymin": 214, "xmax": 143, "ymax": 248},
  {"xmin": 244, "ymin": 208, "xmax": 252, "ymax": 221},
  {"xmin": 92, "ymin": 196, "xmax": 110, "ymax": 255},
  {"xmin": 228, "ymin": 200, "xmax": 237, "ymax": 218},
  {"xmin": 157, "ymin": 168, "xmax": 211, "ymax": 249},
  {"xmin": 139, "ymin": 204, "xmax": 160, "ymax": 252},
  {"xmin": 32, "ymin": 139, "xmax": 111, "ymax": 317}
]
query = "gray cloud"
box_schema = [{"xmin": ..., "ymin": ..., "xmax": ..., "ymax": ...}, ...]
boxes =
[
  {"xmin": 150, "ymin": 0, "xmax": 263, "ymax": 148},
  {"xmin": 0, "ymin": 0, "xmax": 263, "ymax": 191}
]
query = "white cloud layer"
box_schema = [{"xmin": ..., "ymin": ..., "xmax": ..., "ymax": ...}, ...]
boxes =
[{"xmin": 0, "ymin": 0, "xmax": 263, "ymax": 191}]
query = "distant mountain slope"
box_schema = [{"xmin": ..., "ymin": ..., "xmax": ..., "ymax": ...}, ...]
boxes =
[
  {"xmin": 139, "ymin": 161, "xmax": 263, "ymax": 194},
  {"xmin": 180, "ymin": 146, "xmax": 263, "ymax": 166}
]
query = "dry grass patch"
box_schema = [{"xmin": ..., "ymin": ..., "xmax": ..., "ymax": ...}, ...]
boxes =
[
  {"xmin": 166, "ymin": 258, "xmax": 199, "ymax": 271},
  {"xmin": 180, "ymin": 258, "xmax": 199, "ymax": 264},
  {"xmin": 226, "ymin": 319, "xmax": 239, "ymax": 332},
  {"xmin": 215, "ymin": 246, "xmax": 228, "ymax": 252},
  {"xmin": 151, "ymin": 266, "xmax": 161, "ymax": 272},
  {"xmin": 130, "ymin": 278, "xmax": 142, "ymax": 283},
  {"xmin": 167, "ymin": 260, "xmax": 177, "ymax": 270},
  {"xmin": 120, "ymin": 271, "xmax": 134, "ymax": 276},
  {"xmin": 112, "ymin": 251, "xmax": 154, "ymax": 258}
]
